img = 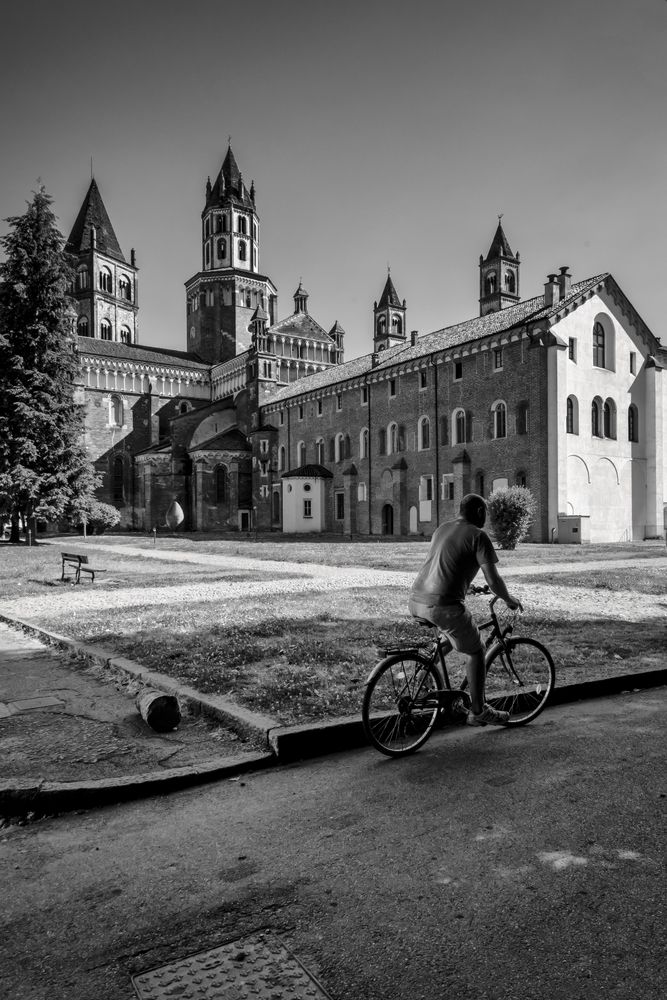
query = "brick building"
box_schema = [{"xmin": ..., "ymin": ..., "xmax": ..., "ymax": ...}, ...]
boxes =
[{"xmin": 67, "ymin": 147, "xmax": 667, "ymax": 543}]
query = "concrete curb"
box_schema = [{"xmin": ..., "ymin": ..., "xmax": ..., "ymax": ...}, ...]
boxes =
[{"xmin": 1, "ymin": 615, "xmax": 665, "ymax": 816}]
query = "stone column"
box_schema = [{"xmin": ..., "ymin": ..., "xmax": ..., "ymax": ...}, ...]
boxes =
[{"xmin": 644, "ymin": 357, "xmax": 664, "ymax": 538}]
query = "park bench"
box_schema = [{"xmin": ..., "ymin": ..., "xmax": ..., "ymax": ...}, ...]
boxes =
[{"xmin": 60, "ymin": 552, "xmax": 105, "ymax": 585}]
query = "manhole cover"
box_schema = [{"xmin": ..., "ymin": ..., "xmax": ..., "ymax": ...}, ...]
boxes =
[{"xmin": 132, "ymin": 930, "xmax": 333, "ymax": 999}]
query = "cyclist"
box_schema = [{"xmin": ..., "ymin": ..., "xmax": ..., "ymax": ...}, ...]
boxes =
[{"xmin": 408, "ymin": 493, "xmax": 523, "ymax": 726}]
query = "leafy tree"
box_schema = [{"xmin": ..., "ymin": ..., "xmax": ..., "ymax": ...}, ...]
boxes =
[
  {"xmin": 69, "ymin": 498, "xmax": 121, "ymax": 535},
  {"xmin": 487, "ymin": 486, "xmax": 536, "ymax": 550},
  {"xmin": 0, "ymin": 186, "xmax": 100, "ymax": 542}
]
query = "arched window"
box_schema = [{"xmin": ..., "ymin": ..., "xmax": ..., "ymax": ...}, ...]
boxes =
[
  {"xmin": 454, "ymin": 408, "xmax": 466, "ymax": 445},
  {"xmin": 315, "ymin": 438, "xmax": 325, "ymax": 464},
  {"xmin": 100, "ymin": 319, "xmax": 112, "ymax": 341},
  {"xmin": 391, "ymin": 314, "xmax": 402, "ymax": 335},
  {"xmin": 485, "ymin": 272, "xmax": 496, "ymax": 295},
  {"xmin": 217, "ymin": 238, "xmax": 226, "ymax": 258},
  {"xmin": 238, "ymin": 241, "xmax": 247, "ymax": 262},
  {"xmin": 388, "ymin": 422, "xmax": 398, "ymax": 455},
  {"xmin": 238, "ymin": 216, "xmax": 247, "ymax": 234},
  {"xmin": 628, "ymin": 404, "xmax": 639, "ymax": 443},
  {"xmin": 298, "ymin": 441, "xmax": 306, "ymax": 465},
  {"xmin": 492, "ymin": 400, "xmax": 507, "ymax": 439},
  {"xmin": 215, "ymin": 466, "xmax": 228, "ymax": 503},
  {"xmin": 418, "ymin": 416, "xmax": 430, "ymax": 450},
  {"xmin": 99, "ymin": 268, "xmax": 112, "ymax": 294},
  {"xmin": 505, "ymin": 271, "xmax": 516, "ymax": 293},
  {"xmin": 335, "ymin": 433, "xmax": 345, "ymax": 463},
  {"xmin": 359, "ymin": 427, "xmax": 369, "ymax": 459},
  {"xmin": 591, "ymin": 398, "xmax": 602, "ymax": 437},
  {"xmin": 179, "ymin": 402, "xmax": 189, "ymax": 415},
  {"xmin": 377, "ymin": 315, "xmax": 386, "ymax": 336},
  {"xmin": 112, "ymin": 456, "xmax": 124, "ymax": 501},
  {"xmin": 278, "ymin": 446, "xmax": 286, "ymax": 471},
  {"xmin": 566, "ymin": 395, "xmax": 579, "ymax": 435},
  {"xmin": 77, "ymin": 316, "xmax": 89, "ymax": 337},
  {"xmin": 593, "ymin": 321, "xmax": 606, "ymax": 368},
  {"xmin": 77, "ymin": 267, "xmax": 89, "ymax": 290},
  {"xmin": 603, "ymin": 398, "xmax": 616, "ymax": 439},
  {"xmin": 246, "ymin": 291, "xmax": 252, "ymax": 308},
  {"xmin": 119, "ymin": 326, "xmax": 131, "ymax": 344},
  {"xmin": 109, "ymin": 394, "xmax": 122, "ymax": 427},
  {"xmin": 118, "ymin": 275, "xmax": 131, "ymax": 301}
]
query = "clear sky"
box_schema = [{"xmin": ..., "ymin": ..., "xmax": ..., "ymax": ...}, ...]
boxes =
[{"xmin": 1, "ymin": 0, "xmax": 666, "ymax": 361}]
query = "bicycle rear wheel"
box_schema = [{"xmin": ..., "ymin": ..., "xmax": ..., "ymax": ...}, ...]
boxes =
[
  {"xmin": 362, "ymin": 653, "xmax": 441, "ymax": 757},
  {"xmin": 485, "ymin": 637, "xmax": 555, "ymax": 725}
]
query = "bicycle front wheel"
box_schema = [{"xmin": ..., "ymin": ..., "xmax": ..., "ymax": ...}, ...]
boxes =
[
  {"xmin": 362, "ymin": 653, "xmax": 441, "ymax": 757},
  {"xmin": 485, "ymin": 637, "xmax": 555, "ymax": 725}
]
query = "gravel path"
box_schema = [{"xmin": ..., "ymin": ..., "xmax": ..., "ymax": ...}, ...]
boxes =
[{"xmin": 2, "ymin": 543, "xmax": 665, "ymax": 626}]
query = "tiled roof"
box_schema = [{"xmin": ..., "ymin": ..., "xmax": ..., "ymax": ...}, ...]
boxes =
[
  {"xmin": 270, "ymin": 310, "xmax": 334, "ymax": 344},
  {"xmin": 76, "ymin": 336, "xmax": 210, "ymax": 370},
  {"xmin": 189, "ymin": 427, "xmax": 250, "ymax": 453},
  {"xmin": 377, "ymin": 275, "xmax": 402, "ymax": 308},
  {"xmin": 282, "ymin": 463, "xmax": 333, "ymax": 479},
  {"xmin": 66, "ymin": 180, "xmax": 126, "ymax": 262},
  {"xmin": 267, "ymin": 274, "xmax": 610, "ymax": 403},
  {"xmin": 484, "ymin": 221, "xmax": 516, "ymax": 262}
]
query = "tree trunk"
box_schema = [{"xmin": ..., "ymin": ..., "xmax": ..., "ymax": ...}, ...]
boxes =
[{"xmin": 9, "ymin": 513, "xmax": 20, "ymax": 544}]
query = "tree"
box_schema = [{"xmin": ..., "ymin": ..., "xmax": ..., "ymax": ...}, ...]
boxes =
[
  {"xmin": 487, "ymin": 486, "xmax": 536, "ymax": 550},
  {"xmin": 0, "ymin": 186, "xmax": 100, "ymax": 542}
]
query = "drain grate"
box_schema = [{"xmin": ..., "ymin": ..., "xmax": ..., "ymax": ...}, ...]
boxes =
[{"xmin": 132, "ymin": 930, "xmax": 333, "ymax": 999}]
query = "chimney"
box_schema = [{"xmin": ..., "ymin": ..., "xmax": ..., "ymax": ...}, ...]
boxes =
[
  {"xmin": 544, "ymin": 273, "xmax": 559, "ymax": 308},
  {"xmin": 371, "ymin": 352, "xmax": 380, "ymax": 368},
  {"xmin": 410, "ymin": 330, "xmax": 418, "ymax": 346},
  {"xmin": 557, "ymin": 266, "xmax": 571, "ymax": 300}
]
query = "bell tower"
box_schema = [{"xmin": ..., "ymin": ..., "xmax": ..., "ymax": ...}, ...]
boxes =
[
  {"xmin": 185, "ymin": 144, "xmax": 278, "ymax": 364},
  {"xmin": 373, "ymin": 272, "xmax": 407, "ymax": 352},
  {"xmin": 479, "ymin": 218, "xmax": 520, "ymax": 316}
]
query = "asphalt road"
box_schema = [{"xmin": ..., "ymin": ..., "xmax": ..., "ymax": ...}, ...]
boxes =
[{"xmin": 1, "ymin": 689, "xmax": 665, "ymax": 1000}]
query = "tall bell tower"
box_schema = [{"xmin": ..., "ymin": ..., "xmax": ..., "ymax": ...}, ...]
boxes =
[
  {"xmin": 373, "ymin": 272, "xmax": 407, "ymax": 352},
  {"xmin": 185, "ymin": 145, "xmax": 278, "ymax": 364},
  {"xmin": 479, "ymin": 218, "xmax": 520, "ymax": 316}
]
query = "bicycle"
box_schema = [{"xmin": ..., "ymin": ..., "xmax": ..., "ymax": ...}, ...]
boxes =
[{"xmin": 361, "ymin": 585, "xmax": 555, "ymax": 757}]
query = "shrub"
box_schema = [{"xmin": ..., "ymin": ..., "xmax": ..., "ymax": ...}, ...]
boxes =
[
  {"xmin": 487, "ymin": 486, "xmax": 536, "ymax": 550},
  {"xmin": 72, "ymin": 500, "xmax": 121, "ymax": 535}
]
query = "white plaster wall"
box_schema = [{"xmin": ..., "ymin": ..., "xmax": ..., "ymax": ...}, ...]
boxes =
[
  {"xmin": 282, "ymin": 478, "xmax": 324, "ymax": 533},
  {"xmin": 555, "ymin": 292, "xmax": 655, "ymax": 542}
]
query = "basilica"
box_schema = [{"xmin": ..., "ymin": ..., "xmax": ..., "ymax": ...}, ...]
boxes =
[{"xmin": 67, "ymin": 146, "xmax": 666, "ymax": 543}]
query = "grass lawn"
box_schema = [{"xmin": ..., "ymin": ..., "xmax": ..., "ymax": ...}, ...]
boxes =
[{"xmin": 2, "ymin": 536, "xmax": 664, "ymax": 726}]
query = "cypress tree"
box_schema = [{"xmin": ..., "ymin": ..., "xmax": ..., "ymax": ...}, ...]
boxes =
[{"xmin": 0, "ymin": 186, "xmax": 99, "ymax": 543}]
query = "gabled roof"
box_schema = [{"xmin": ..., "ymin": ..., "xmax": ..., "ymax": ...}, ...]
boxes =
[
  {"xmin": 282, "ymin": 464, "xmax": 333, "ymax": 479},
  {"xmin": 66, "ymin": 179, "xmax": 126, "ymax": 262},
  {"xmin": 377, "ymin": 275, "xmax": 402, "ymax": 309},
  {"xmin": 484, "ymin": 221, "xmax": 517, "ymax": 262},
  {"xmin": 267, "ymin": 273, "xmax": 613, "ymax": 404},
  {"xmin": 189, "ymin": 427, "xmax": 251, "ymax": 453},
  {"xmin": 75, "ymin": 336, "xmax": 210, "ymax": 370},
  {"xmin": 270, "ymin": 310, "xmax": 334, "ymax": 344}
]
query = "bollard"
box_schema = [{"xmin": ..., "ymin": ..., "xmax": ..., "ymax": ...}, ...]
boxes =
[{"xmin": 136, "ymin": 690, "xmax": 181, "ymax": 732}]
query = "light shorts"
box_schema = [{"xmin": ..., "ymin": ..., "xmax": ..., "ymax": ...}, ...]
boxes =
[{"xmin": 408, "ymin": 598, "xmax": 484, "ymax": 656}]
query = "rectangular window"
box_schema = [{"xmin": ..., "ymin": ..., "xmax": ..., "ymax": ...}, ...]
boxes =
[
  {"xmin": 630, "ymin": 351, "xmax": 636, "ymax": 375},
  {"xmin": 593, "ymin": 326, "xmax": 605, "ymax": 368},
  {"xmin": 568, "ymin": 338, "xmax": 577, "ymax": 362},
  {"xmin": 279, "ymin": 410, "xmax": 284, "ymax": 425},
  {"xmin": 389, "ymin": 378, "xmax": 396, "ymax": 397},
  {"xmin": 317, "ymin": 399, "xmax": 323, "ymax": 415},
  {"xmin": 454, "ymin": 361, "xmax": 462, "ymax": 381},
  {"xmin": 419, "ymin": 476, "xmax": 433, "ymax": 501},
  {"xmin": 259, "ymin": 439, "xmax": 268, "ymax": 454},
  {"xmin": 298, "ymin": 404, "xmax": 304, "ymax": 420},
  {"xmin": 493, "ymin": 347, "xmax": 503, "ymax": 370},
  {"xmin": 361, "ymin": 386, "xmax": 368, "ymax": 404},
  {"xmin": 420, "ymin": 370, "xmax": 427, "ymax": 390},
  {"xmin": 336, "ymin": 393, "xmax": 342, "ymax": 411},
  {"xmin": 357, "ymin": 483, "xmax": 367, "ymax": 502},
  {"xmin": 303, "ymin": 499, "xmax": 312, "ymax": 518},
  {"xmin": 335, "ymin": 491, "xmax": 345, "ymax": 520},
  {"xmin": 441, "ymin": 476, "xmax": 454, "ymax": 501}
]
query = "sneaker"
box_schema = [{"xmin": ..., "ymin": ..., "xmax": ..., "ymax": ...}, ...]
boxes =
[{"xmin": 468, "ymin": 704, "xmax": 510, "ymax": 727}]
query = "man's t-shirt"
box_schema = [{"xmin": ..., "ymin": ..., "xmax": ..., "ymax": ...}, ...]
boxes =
[{"xmin": 410, "ymin": 518, "xmax": 498, "ymax": 606}]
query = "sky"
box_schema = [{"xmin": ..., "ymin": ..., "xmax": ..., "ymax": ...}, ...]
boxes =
[{"xmin": 1, "ymin": 0, "xmax": 667, "ymax": 361}]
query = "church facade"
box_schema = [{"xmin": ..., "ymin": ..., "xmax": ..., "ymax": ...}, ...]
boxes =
[{"xmin": 66, "ymin": 147, "xmax": 666, "ymax": 543}]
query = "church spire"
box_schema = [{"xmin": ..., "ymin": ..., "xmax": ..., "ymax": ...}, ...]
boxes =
[
  {"xmin": 479, "ymin": 217, "xmax": 520, "ymax": 316},
  {"xmin": 373, "ymin": 271, "xmax": 407, "ymax": 351}
]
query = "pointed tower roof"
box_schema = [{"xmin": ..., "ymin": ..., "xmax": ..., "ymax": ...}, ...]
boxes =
[
  {"xmin": 208, "ymin": 144, "xmax": 254, "ymax": 209},
  {"xmin": 250, "ymin": 304, "xmax": 269, "ymax": 323},
  {"xmin": 66, "ymin": 179, "xmax": 126, "ymax": 262},
  {"xmin": 484, "ymin": 221, "xmax": 517, "ymax": 262},
  {"xmin": 377, "ymin": 274, "xmax": 402, "ymax": 309},
  {"xmin": 328, "ymin": 320, "xmax": 345, "ymax": 336}
]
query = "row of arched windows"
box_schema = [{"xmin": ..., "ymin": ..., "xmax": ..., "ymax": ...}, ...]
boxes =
[
  {"xmin": 77, "ymin": 317, "xmax": 131, "ymax": 343},
  {"xmin": 204, "ymin": 214, "xmax": 255, "ymax": 237},
  {"xmin": 566, "ymin": 396, "xmax": 639, "ymax": 442},
  {"xmin": 77, "ymin": 267, "xmax": 132, "ymax": 300}
]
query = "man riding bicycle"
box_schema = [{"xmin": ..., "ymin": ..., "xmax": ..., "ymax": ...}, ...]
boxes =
[{"xmin": 408, "ymin": 493, "xmax": 523, "ymax": 726}]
